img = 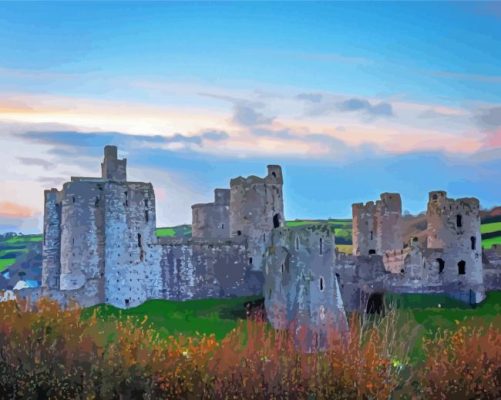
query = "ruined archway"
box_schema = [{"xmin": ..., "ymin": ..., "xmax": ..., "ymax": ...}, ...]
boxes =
[{"xmin": 366, "ymin": 293, "xmax": 385, "ymax": 314}]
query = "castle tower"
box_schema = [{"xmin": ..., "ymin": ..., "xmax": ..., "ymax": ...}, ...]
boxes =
[
  {"xmin": 264, "ymin": 224, "xmax": 348, "ymax": 351},
  {"xmin": 229, "ymin": 165, "xmax": 284, "ymax": 271},
  {"xmin": 352, "ymin": 201, "xmax": 377, "ymax": 256},
  {"xmin": 101, "ymin": 145, "xmax": 127, "ymax": 181},
  {"xmin": 191, "ymin": 189, "xmax": 230, "ymax": 240},
  {"xmin": 59, "ymin": 180, "xmax": 105, "ymax": 297},
  {"xmin": 352, "ymin": 193, "xmax": 403, "ymax": 256},
  {"xmin": 41, "ymin": 189, "xmax": 62, "ymax": 289},
  {"xmin": 426, "ymin": 191, "xmax": 484, "ymax": 302},
  {"xmin": 376, "ymin": 193, "xmax": 403, "ymax": 253}
]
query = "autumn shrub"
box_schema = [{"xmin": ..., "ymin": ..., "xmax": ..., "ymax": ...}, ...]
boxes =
[
  {"xmin": 415, "ymin": 317, "xmax": 501, "ymax": 400},
  {"xmin": 0, "ymin": 298, "xmax": 499, "ymax": 399}
]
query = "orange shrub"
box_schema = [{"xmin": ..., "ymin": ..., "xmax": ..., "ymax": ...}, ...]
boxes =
[
  {"xmin": 1, "ymin": 298, "xmax": 499, "ymax": 399},
  {"xmin": 417, "ymin": 318, "xmax": 501, "ymax": 400}
]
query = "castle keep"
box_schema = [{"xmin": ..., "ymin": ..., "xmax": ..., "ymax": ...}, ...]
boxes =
[
  {"xmin": 37, "ymin": 146, "xmax": 280, "ymax": 308},
  {"xmin": 18, "ymin": 144, "xmax": 497, "ymax": 343}
]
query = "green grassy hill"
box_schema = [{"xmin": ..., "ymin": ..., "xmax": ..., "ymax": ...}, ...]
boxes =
[
  {"xmin": 480, "ymin": 218, "xmax": 501, "ymax": 249},
  {"xmin": 0, "ymin": 234, "xmax": 42, "ymax": 273}
]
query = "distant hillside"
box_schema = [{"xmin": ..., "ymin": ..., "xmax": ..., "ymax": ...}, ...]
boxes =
[{"xmin": 1, "ymin": 211, "xmax": 499, "ymax": 291}]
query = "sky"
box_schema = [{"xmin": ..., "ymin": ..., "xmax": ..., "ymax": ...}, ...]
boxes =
[{"xmin": 1, "ymin": 2, "xmax": 500, "ymax": 233}]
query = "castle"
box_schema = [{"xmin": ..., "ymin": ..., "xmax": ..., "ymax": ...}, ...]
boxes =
[{"xmin": 15, "ymin": 145, "xmax": 500, "ymax": 345}]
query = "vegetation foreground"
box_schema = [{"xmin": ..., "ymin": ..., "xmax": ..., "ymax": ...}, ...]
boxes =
[{"xmin": 0, "ymin": 294, "xmax": 500, "ymax": 399}]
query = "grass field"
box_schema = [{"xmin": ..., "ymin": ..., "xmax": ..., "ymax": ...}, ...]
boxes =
[
  {"xmin": 82, "ymin": 291, "xmax": 501, "ymax": 364},
  {"xmin": 83, "ymin": 296, "xmax": 262, "ymax": 340},
  {"xmin": 0, "ymin": 258, "xmax": 16, "ymax": 272}
]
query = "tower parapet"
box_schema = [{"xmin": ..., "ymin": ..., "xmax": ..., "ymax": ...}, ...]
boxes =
[
  {"xmin": 192, "ymin": 189, "xmax": 230, "ymax": 240},
  {"xmin": 101, "ymin": 145, "xmax": 127, "ymax": 181}
]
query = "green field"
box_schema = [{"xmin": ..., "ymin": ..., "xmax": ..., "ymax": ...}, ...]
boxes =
[
  {"xmin": 156, "ymin": 224, "xmax": 192, "ymax": 238},
  {"xmin": 0, "ymin": 258, "xmax": 16, "ymax": 272},
  {"xmin": 83, "ymin": 296, "xmax": 261, "ymax": 340},
  {"xmin": 481, "ymin": 222, "xmax": 501, "ymax": 234},
  {"xmin": 81, "ymin": 292, "xmax": 501, "ymax": 364}
]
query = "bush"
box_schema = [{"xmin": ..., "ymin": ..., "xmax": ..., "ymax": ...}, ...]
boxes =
[{"xmin": 0, "ymin": 298, "xmax": 499, "ymax": 399}]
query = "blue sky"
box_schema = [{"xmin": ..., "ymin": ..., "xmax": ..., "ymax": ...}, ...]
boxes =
[{"xmin": 1, "ymin": 2, "xmax": 500, "ymax": 232}]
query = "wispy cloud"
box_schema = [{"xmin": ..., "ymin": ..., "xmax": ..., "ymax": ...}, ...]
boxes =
[
  {"xmin": 475, "ymin": 106, "xmax": 501, "ymax": 129},
  {"xmin": 431, "ymin": 71, "xmax": 501, "ymax": 84},
  {"xmin": 338, "ymin": 98, "xmax": 394, "ymax": 117},
  {"xmin": 17, "ymin": 157, "xmax": 55, "ymax": 170},
  {"xmin": 265, "ymin": 50, "xmax": 370, "ymax": 65}
]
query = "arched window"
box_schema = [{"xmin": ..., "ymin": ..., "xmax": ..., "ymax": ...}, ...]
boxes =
[
  {"xmin": 137, "ymin": 233, "xmax": 142, "ymax": 248},
  {"xmin": 471, "ymin": 236, "xmax": 476, "ymax": 250},
  {"xmin": 319, "ymin": 277, "xmax": 324, "ymax": 291},
  {"xmin": 273, "ymin": 213, "xmax": 281, "ymax": 228},
  {"xmin": 456, "ymin": 215, "xmax": 462, "ymax": 228},
  {"xmin": 458, "ymin": 260, "xmax": 466, "ymax": 275},
  {"xmin": 436, "ymin": 258, "xmax": 445, "ymax": 274}
]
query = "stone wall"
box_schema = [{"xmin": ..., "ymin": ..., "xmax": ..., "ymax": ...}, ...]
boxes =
[{"xmin": 159, "ymin": 236, "xmax": 263, "ymax": 301}]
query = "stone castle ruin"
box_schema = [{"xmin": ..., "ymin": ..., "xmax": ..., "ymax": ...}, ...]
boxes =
[{"xmin": 13, "ymin": 145, "xmax": 501, "ymax": 342}]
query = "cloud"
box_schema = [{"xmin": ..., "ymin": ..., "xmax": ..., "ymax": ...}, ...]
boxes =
[
  {"xmin": 476, "ymin": 106, "xmax": 501, "ymax": 129},
  {"xmin": 17, "ymin": 157, "xmax": 55, "ymax": 170},
  {"xmin": 431, "ymin": 71, "xmax": 501, "ymax": 84},
  {"xmin": 233, "ymin": 103, "xmax": 274, "ymax": 127},
  {"xmin": 268, "ymin": 50, "xmax": 370, "ymax": 65},
  {"xmin": 296, "ymin": 93, "xmax": 323, "ymax": 103},
  {"xmin": 16, "ymin": 129, "xmax": 230, "ymax": 152},
  {"xmin": 0, "ymin": 201, "xmax": 35, "ymax": 218},
  {"xmin": 198, "ymin": 92, "xmax": 275, "ymax": 128},
  {"xmin": 338, "ymin": 98, "xmax": 394, "ymax": 117}
]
